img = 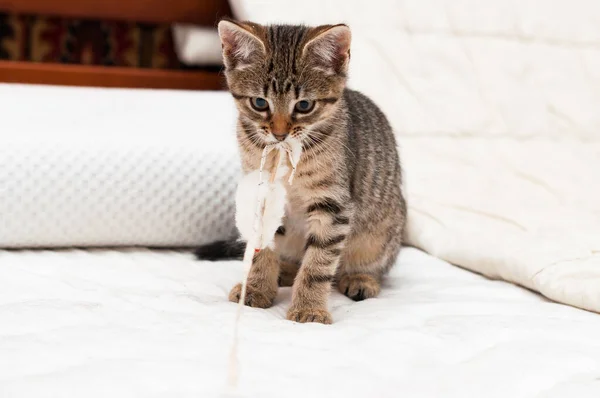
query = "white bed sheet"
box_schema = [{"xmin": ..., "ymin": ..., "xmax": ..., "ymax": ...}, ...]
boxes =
[{"xmin": 1, "ymin": 247, "xmax": 599, "ymax": 398}]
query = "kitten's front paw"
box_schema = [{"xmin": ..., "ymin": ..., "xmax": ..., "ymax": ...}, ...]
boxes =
[
  {"xmin": 228, "ymin": 283, "xmax": 275, "ymax": 308},
  {"xmin": 286, "ymin": 307, "xmax": 332, "ymax": 324}
]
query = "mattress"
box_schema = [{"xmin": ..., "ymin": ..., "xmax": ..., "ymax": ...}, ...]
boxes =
[{"xmin": 1, "ymin": 247, "xmax": 599, "ymax": 398}]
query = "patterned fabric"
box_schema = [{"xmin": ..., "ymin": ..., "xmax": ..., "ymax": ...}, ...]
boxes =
[{"xmin": 0, "ymin": 12, "xmax": 195, "ymax": 69}]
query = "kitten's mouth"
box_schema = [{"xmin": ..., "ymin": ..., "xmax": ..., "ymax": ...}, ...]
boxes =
[
  {"xmin": 264, "ymin": 134, "xmax": 302, "ymax": 152},
  {"xmin": 263, "ymin": 129, "xmax": 304, "ymax": 147}
]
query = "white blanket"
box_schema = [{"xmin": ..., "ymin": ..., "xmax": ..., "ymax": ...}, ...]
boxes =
[
  {"xmin": 402, "ymin": 137, "xmax": 600, "ymax": 314},
  {"xmin": 1, "ymin": 247, "xmax": 599, "ymax": 398}
]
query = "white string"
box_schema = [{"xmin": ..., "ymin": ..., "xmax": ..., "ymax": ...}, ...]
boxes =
[{"xmin": 281, "ymin": 144, "xmax": 299, "ymax": 184}]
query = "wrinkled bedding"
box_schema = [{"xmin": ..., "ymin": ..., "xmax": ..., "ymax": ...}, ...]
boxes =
[
  {"xmin": 401, "ymin": 137, "xmax": 600, "ymax": 313},
  {"xmin": 1, "ymin": 247, "xmax": 599, "ymax": 398}
]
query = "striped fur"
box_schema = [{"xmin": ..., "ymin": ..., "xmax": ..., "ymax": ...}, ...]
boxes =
[{"xmin": 217, "ymin": 20, "xmax": 406, "ymax": 324}]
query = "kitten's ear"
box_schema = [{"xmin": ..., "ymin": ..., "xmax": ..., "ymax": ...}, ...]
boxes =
[
  {"xmin": 218, "ymin": 19, "xmax": 266, "ymax": 70},
  {"xmin": 302, "ymin": 24, "xmax": 351, "ymax": 75}
]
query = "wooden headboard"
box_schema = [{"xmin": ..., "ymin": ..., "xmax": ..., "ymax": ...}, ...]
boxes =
[{"xmin": 0, "ymin": 0, "xmax": 231, "ymax": 90}]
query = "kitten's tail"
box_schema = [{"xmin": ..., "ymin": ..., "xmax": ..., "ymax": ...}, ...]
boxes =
[{"xmin": 194, "ymin": 239, "xmax": 246, "ymax": 261}]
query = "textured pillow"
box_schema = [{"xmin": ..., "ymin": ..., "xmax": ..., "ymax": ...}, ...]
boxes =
[{"xmin": 0, "ymin": 84, "xmax": 240, "ymax": 248}]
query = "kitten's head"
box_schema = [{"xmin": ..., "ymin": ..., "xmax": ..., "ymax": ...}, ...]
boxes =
[{"xmin": 217, "ymin": 20, "xmax": 351, "ymax": 146}]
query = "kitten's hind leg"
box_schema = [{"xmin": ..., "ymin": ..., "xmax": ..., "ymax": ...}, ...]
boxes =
[
  {"xmin": 337, "ymin": 228, "xmax": 401, "ymax": 301},
  {"xmin": 273, "ymin": 220, "xmax": 305, "ymax": 288},
  {"xmin": 337, "ymin": 273, "xmax": 381, "ymax": 301},
  {"xmin": 278, "ymin": 260, "xmax": 299, "ymax": 287}
]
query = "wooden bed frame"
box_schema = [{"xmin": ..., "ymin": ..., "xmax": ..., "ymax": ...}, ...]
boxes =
[{"xmin": 0, "ymin": 0, "xmax": 231, "ymax": 90}]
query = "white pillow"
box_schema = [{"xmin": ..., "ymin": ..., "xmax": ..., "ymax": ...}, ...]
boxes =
[
  {"xmin": 172, "ymin": 24, "xmax": 223, "ymax": 66},
  {"xmin": 0, "ymin": 84, "xmax": 240, "ymax": 248}
]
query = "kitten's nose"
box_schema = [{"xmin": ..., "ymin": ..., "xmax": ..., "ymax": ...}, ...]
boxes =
[
  {"xmin": 273, "ymin": 133, "xmax": 289, "ymax": 141},
  {"xmin": 271, "ymin": 113, "xmax": 290, "ymax": 142}
]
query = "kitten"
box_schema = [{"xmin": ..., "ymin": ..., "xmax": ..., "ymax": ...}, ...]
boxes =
[{"xmin": 195, "ymin": 20, "xmax": 406, "ymax": 324}]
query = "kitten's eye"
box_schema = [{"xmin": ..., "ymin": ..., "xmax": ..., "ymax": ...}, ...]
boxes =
[
  {"xmin": 295, "ymin": 100, "xmax": 315, "ymax": 113},
  {"xmin": 250, "ymin": 97, "xmax": 269, "ymax": 111}
]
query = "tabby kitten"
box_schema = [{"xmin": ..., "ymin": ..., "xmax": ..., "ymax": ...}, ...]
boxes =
[{"xmin": 196, "ymin": 20, "xmax": 406, "ymax": 324}]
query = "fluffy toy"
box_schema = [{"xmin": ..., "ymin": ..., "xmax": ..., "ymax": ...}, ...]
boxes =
[{"xmin": 227, "ymin": 141, "xmax": 302, "ymax": 390}]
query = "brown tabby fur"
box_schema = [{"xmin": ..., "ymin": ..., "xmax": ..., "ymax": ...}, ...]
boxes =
[{"xmin": 210, "ymin": 20, "xmax": 406, "ymax": 324}]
